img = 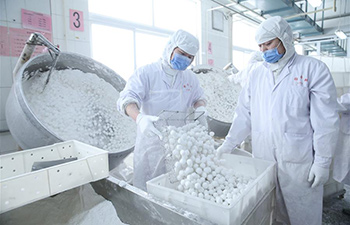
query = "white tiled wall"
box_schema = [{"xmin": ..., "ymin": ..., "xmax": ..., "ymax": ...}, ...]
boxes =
[
  {"xmin": 200, "ymin": 0, "xmax": 231, "ymax": 69},
  {"xmin": 0, "ymin": 0, "xmax": 91, "ymax": 151}
]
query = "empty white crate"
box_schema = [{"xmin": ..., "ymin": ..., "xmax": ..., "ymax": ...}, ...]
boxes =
[
  {"xmin": 0, "ymin": 140, "xmax": 109, "ymax": 214},
  {"xmin": 147, "ymin": 154, "xmax": 276, "ymax": 225}
]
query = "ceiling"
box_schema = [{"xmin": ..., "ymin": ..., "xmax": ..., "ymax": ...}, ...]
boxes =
[{"xmin": 210, "ymin": 0, "xmax": 350, "ymax": 57}]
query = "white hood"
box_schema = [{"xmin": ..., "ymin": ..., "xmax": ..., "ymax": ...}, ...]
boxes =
[{"xmin": 255, "ymin": 16, "xmax": 295, "ymax": 71}]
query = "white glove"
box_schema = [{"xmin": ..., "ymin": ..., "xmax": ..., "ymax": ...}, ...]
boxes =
[
  {"xmin": 216, "ymin": 143, "xmax": 234, "ymax": 159},
  {"xmin": 308, "ymin": 164, "xmax": 329, "ymax": 188},
  {"xmin": 136, "ymin": 114, "xmax": 163, "ymax": 140},
  {"xmin": 195, "ymin": 106, "xmax": 208, "ymax": 129},
  {"xmin": 227, "ymin": 74, "xmax": 235, "ymax": 83}
]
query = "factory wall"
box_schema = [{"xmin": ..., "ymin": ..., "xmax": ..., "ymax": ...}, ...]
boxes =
[{"xmin": 200, "ymin": 0, "xmax": 231, "ymax": 70}]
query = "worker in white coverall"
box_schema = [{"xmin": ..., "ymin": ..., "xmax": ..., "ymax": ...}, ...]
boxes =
[
  {"xmin": 117, "ymin": 30, "xmax": 207, "ymax": 191},
  {"xmin": 332, "ymin": 93, "xmax": 350, "ymax": 215},
  {"xmin": 216, "ymin": 16, "xmax": 339, "ymax": 225}
]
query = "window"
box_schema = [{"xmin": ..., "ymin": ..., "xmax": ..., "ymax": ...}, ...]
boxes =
[
  {"xmin": 232, "ymin": 20, "xmax": 258, "ymax": 51},
  {"xmin": 91, "ymin": 24, "xmax": 134, "ymax": 80},
  {"xmin": 232, "ymin": 50, "xmax": 254, "ymax": 71},
  {"xmin": 153, "ymin": 0, "xmax": 198, "ymax": 32},
  {"xmin": 135, "ymin": 32, "xmax": 169, "ymax": 68},
  {"xmin": 232, "ymin": 20, "xmax": 259, "ymax": 70},
  {"xmin": 89, "ymin": 0, "xmax": 153, "ymax": 26},
  {"xmin": 89, "ymin": 0, "xmax": 200, "ymax": 81}
]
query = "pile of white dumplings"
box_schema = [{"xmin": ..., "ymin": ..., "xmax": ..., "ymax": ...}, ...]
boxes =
[
  {"xmin": 24, "ymin": 69, "xmax": 136, "ymax": 153},
  {"xmin": 162, "ymin": 121, "xmax": 254, "ymax": 206},
  {"xmin": 195, "ymin": 68, "xmax": 242, "ymax": 123}
]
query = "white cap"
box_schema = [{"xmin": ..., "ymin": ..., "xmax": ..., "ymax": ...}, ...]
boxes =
[
  {"xmin": 162, "ymin": 30, "xmax": 199, "ymax": 65},
  {"xmin": 255, "ymin": 16, "xmax": 293, "ymax": 45}
]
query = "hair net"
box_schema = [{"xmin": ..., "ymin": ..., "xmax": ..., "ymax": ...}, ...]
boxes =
[
  {"xmin": 255, "ymin": 16, "xmax": 295, "ymax": 67},
  {"xmin": 162, "ymin": 30, "xmax": 199, "ymax": 65}
]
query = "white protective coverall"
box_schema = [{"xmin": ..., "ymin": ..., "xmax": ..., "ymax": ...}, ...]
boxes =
[
  {"xmin": 219, "ymin": 16, "xmax": 339, "ymax": 225},
  {"xmin": 333, "ymin": 93, "xmax": 350, "ymax": 184},
  {"xmin": 117, "ymin": 30, "xmax": 206, "ymax": 191}
]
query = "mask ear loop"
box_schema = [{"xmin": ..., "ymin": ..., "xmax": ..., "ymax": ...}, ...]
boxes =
[
  {"xmin": 275, "ymin": 41, "xmax": 285, "ymax": 56},
  {"xmin": 276, "ymin": 41, "xmax": 282, "ymax": 49}
]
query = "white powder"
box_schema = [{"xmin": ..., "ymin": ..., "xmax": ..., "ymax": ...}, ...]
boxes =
[
  {"xmin": 24, "ymin": 69, "xmax": 136, "ymax": 153},
  {"xmin": 195, "ymin": 68, "xmax": 242, "ymax": 123},
  {"xmin": 0, "ymin": 184, "xmax": 128, "ymax": 225}
]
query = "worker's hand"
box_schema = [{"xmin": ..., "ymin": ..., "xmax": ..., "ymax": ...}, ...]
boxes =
[
  {"xmin": 195, "ymin": 106, "xmax": 208, "ymax": 129},
  {"xmin": 308, "ymin": 164, "xmax": 329, "ymax": 188},
  {"xmin": 216, "ymin": 143, "xmax": 233, "ymax": 159},
  {"xmin": 227, "ymin": 74, "xmax": 235, "ymax": 83},
  {"xmin": 136, "ymin": 114, "xmax": 163, "ymax": 140}
]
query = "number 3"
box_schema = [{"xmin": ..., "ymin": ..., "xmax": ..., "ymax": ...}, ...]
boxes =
[{"xmin": 73, "ymin": 11, "xmax": 80, "ymax": 28}]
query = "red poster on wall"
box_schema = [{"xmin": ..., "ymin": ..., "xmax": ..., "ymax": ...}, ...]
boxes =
[
  {"xmin": 21, "ymin": 9, "xmax": 52, "ymax": 32},
  {"xmin": 208, "ymin": 41, "xmax": 212, "ymax": 54}
]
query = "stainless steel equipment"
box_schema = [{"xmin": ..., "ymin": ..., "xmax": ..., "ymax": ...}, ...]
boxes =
[
  {"xmin": 92, "ymin": 177, "xmax": 215, "ymax": 225},
  {"xmin": 92, "ymin": 176, "xmax": 274, "ymax": 225},
  {"xmin": 12, "ymin": 32, "xmax": 60, "ymax": 80},
  {"xmin": 6, "ymin": 52, "xmax": 134, "ymax": 170},
  {"xmin": 192, "ymin": 65, "xmax": 236, "ymax": 138}
]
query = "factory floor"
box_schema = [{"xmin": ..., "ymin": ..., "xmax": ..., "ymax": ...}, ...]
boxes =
[{"xmin": 323, "ymin": 184, "xmax": 350, "ymax": 225}]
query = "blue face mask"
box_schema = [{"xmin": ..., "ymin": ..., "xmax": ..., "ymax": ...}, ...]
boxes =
[
  {"xmin": 262, "ymin": 42, "xmax": 284, "ymax": 63},
  {"xmin": 170, "ymin": 53, "xmax": 192, "ymax": 70}
]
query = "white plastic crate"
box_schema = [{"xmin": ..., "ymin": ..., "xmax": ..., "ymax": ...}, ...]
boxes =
[
  {"xmin": 147, "ymin": 154, "xmax": 276, "ymax": 225},
  {"xmin": 0, "ymin": 140, "xmax": 109, "ymax": 214}
]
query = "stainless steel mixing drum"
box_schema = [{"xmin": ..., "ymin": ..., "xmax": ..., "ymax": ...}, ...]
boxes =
[{"xmin": 6, "ymin": 52, "xmax": 134, "ymax": 169}]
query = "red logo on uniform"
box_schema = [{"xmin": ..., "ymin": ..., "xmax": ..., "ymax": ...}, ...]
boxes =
[{"xmin": 183, "ymin": 83, "xmax": 192, "ymax": 91}]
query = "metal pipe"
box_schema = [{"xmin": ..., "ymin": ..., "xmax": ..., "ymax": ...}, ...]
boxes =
[
  {"xmin": 12, "ymin": 33, "xmax": 60, "ymax": 78},
  {"xmin": 12, "ymin": 33, "xmax": 37, "ymax": 78},
  {"xmin": 207, "ymin": 2, "xmax": 236, "ymax": 11},
  {"xmin": 229, "ymin": 0, "xmax": 265, "ymax": 20},
  {"xmin": 207, "ymin": 0, "xmax": 266, "ymax": 22},
  {"xmin": 316, "ymin": 12, "xmax": 350, "ymax": 22},
  {"xmin": 210, "ymin": 0, "xmax": 261, "ymax": 24},
  {"xmin": 313, "ymin": 7, "xmax": 317, "ymax": 26},
  {"xmin": 284, "ymin": 6, "xmax": 334, "ymax": 19},
  {"xmin": 321, "ymin": 0, "xmax": 325, "ymax": 29}
]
